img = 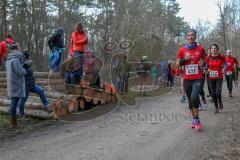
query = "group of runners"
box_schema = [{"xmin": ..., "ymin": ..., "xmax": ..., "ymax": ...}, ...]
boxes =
[{"xmin": 176, "ymin": 29, "xmax": 239, "ymax": 131}]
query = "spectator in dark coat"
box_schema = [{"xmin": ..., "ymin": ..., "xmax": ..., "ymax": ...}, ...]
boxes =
[
  {"xmin": 5, "ymin": 46, "xmax": 27, "ymax": 128},
  {"xmin": 18, "ymin": 51, "xmax": 50, "ymax": 118}
]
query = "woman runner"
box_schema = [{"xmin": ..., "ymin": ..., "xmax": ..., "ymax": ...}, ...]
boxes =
[
  {"xmin": 225, "ymin": 50, "xmax": 238, "ymax": 97},
  {"xmin": 206, "ymin": 44, "xmax": 225, "ymax": 114},
  {"xmin": 176, "ymin": 29, "xmax": 206, "ymax": 131}
]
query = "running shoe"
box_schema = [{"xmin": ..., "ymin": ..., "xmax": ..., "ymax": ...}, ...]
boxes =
[
  {"xmin": 210, "ymin": 99, "xmax": 213, "ymax": 103},
  {"xmin": 180, "ymin": 96, "xmax": 186, "ymax": 103},
  {"xmin": 229, "ymin": 94, "xmax": 233, "ymax": 97},
  {"xmin": 198, "ymin": 103, "xmax": 202, "ymax": 111},
  {"xmin": 194, "ymin": 119, "xmax": 202, "ymax": 131},
  {"xmin": 214, "ymin": 108, "xmax": 219, "ymax": 114},
  {"xmin": 219, "ymin": 103, "xmax": 223, "ymax": 110},
  {"xmin": 202, "ymin": 100, "xmax": 208, "ymax": 109},
  {"xmin": 191, "ymin": 119, "xmax": 196, "ymax": 128}
]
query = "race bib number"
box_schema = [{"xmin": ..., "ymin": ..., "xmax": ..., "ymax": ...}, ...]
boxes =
[
  {"xmin": 185, "ymin": 64, "xmax": 198, "ymax": 75},
  {"xmin": 209, "ymin": 70, "xmax": 218, "ymax": 78},
  {"xmin": 226, "ymin": 71, "xmax": 232, "ymax": 75}
]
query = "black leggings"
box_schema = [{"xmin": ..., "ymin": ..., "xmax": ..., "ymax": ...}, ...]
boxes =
[
  {"xmin": 206, "ymin": 75, "xmax": 213, "ymax": 98},
  {"xmin": 184, "ymin": 79, "xmax": 202, "ymax": 109},
  {"xmin": 199, "ymin": 76, "xmax": 206, "ymax": 101},
  {"xmin": 226, "ymin": 74, "xmax": 234, "ymax": 94},
  {"xmin": 209, "ymin": 79, "xmax": 223, "ymax": 109}
]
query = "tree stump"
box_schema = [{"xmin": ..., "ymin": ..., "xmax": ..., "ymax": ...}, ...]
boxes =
[
  {"xmin": 68, "ymin": 97, "xmax": 79, "ymax": 113},
  {"xmin": 107, "ymin": 94, "xmax": 112, "ymax": 103},
  {"xmin": 101, "ymin": 92, "xmax": 108, "ymax": 105},
  {"xmin": 93, "ymin": 92, "xmax": 101, "ymax": 105},
  {"xmin": 83, "ymin": 88, "xmax": 95, "ymax": 102},
  {"xmin": 79, "ymin": 98, "xmax": 85, "ymax": 110}
]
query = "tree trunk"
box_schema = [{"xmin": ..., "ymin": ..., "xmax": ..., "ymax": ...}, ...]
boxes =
[
  {"xmin": 59, "ymin": 0, "xmax": 65, "ymax": 27},
  {"xmin": 2, "ymin": 0, "xmax": 7, "ymax": 36},
  {"xmin": 12, "ymin": 0, "xmax": 17, "ymax": 35}
]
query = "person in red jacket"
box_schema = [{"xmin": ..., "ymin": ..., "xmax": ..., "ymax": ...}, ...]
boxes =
[
  {"xmin": 206, "ymin": 44, "xmax": 225, "ymax": 114},
  {"xmin": 0, "ymin": 34, "xmax": 15, "ymax": 66},
  {"xmin": 224, "ymin": 50, "xmax": 238, "ymax": 97},
  {"xmin": 176, "ymin": 29, "xmax": 205, "ymax": 131},
  {"xmin": 69, "ymin": 22, "xmax": 88, "ymax": 84}
]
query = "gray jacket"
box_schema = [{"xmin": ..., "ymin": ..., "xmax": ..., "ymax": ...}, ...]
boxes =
[{"xmin": 6, "ymin": 50, "xmax": 27, "ymax": 97}]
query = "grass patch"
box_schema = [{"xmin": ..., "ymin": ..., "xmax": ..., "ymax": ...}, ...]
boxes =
[
  {"xmin": 121, "ymin": 82, "xmax": 172, "ymax": 106},
  {"xmin": 0, "ymin": 112, "xmax": 57, "ymax": 140}
]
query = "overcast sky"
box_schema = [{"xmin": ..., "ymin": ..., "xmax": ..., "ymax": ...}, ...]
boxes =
[{"xmin": 176, "ymin": 0, "xmax": 220, "ymax": 27}]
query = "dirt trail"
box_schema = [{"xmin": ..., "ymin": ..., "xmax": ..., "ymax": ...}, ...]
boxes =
[{"xmin": 0, "ymin": 83, "xmax": 240, "ymax": 160}]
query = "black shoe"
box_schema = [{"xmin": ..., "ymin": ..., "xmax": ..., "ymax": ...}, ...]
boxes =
[
  {"xmin": 219, "ymin": 103, "xmax": 223, "ymax": 110},
  {"xmin": 214, "ymin": 108, "xmax": 219, "ymax": 114}
]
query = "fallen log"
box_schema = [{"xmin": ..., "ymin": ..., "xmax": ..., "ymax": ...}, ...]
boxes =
[
  {"xmin": 0, "ymin": 99, "xmax": 44, "ymax": 110},
  {"xmin": 0, "ymin": 106, "xmax": 52, "ymax": 119},
  {"xmin": 0, "ymin": 71, "xmax": 63, "ymax": 79}
]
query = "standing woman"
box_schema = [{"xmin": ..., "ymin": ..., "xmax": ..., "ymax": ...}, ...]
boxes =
[
  {"xmin": 224, "ymin": 50, "xmax": 238, "ymax": 97},
  {"xmin": 69, "ymin": 22, "xmax": 88, "ymax": 84},
  {"xmin": 176, "ymin": 29, "xmax": 205, "ymax": 131},
  {"xmin": 206, "ymin": 44, "xmax": 225, "ymax": 114}
]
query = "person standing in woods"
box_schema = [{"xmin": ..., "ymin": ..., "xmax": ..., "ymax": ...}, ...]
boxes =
[
  {"xmin": 48, "ymin": 27, "xmax": 64, "ymax": 72},
  {"xmin": 137, "ymin": 56, "xmax": 150, "ymax": 96},
  {"xmin": 0, "ymin": 34, "xmax": 15, "ymax": 67},
  {"xmin": 151, "ymin": 63, "xmax": 159, "ymax": 86},
  {"xmin": 176, "ymin": 29, "xmax": 206, "ymax": 131},
  {"xmin": 69, "ymin": 22, "xmax": 88, "ymax": 84},
  {"xmin": 5, "ymin": 44, "xmax": 27, "ymax": 128}
]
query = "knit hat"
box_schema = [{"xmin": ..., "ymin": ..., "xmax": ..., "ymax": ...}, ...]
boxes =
[
  {"xmin": 22, "ymin": 51, "xmax": 30, "ymax": 59},
  {"xmin": 142, "ymin": 56, "xmax": 148, "ymax": 60}
]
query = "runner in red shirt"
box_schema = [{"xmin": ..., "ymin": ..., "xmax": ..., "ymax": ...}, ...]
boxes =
[
  {"xmin": 206, "ymin": 44, "xmax": 225, "ymax": 113},
  {"xmin": 224, "ymin": 50, "xmax": 238, "ymax": 97},
  {"xmin": 176, "ymin": 29, "xmax": 205, "ymax": 131}
]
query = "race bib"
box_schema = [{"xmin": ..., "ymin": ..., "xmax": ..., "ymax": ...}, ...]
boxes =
[
  {"xmin": 185, "ymin": 64, "xmax": 198, "ymax": 75},
  {"xmin": 209, "ymin": 70, "xmax": 218, "ymax": 78},
  {"xmin": 226, "ymin": 71, "xmax": 232, "ymax": 75}
]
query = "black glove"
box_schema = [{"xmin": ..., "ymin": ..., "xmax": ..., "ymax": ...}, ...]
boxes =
[
  {"xmin": 24, "ymin": 60, "xmax": 33, "ymax": 68},
  {"xmin": 179, "ymin": 58, "xmax": 186, "ymax": 66}
]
